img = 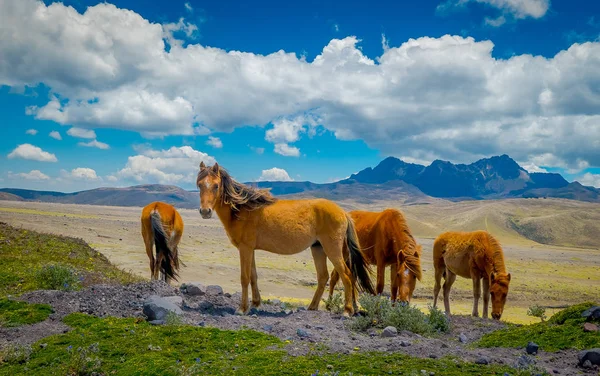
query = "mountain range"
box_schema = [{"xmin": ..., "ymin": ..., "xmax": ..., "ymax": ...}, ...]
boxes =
[{"xmin": 1, "ymin": 155, "xmax": 598, "ymax": 208}]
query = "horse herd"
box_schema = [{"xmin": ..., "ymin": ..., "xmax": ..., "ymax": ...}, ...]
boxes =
[{"xmin": 140, "ymin": 162, "xmax": 512, "ymax": 321}]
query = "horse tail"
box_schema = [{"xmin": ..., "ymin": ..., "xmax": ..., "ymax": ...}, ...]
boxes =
[
  {"xmin": 345, "ymin": 214, "xmax": 375, "ymax": 295},
  {"xmin": 151, "ymin": 211, "xmax": 179, "ymax": 283}
]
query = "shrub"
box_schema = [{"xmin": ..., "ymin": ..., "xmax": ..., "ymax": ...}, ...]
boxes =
[
  {"xmin": 527, "ymin": 305, "xmax": 547, "ymax": 322},
  {"xmin": 165, "ymin": 311, "xmax": 183, "ymax": 326},
  {"xmin": 0, "ymin": 344, "xmax": 32, "ymax": 365},
  {"xmin": 548, "ymin": 302, "xmax": 595, "ymax": 324},
  {"xmin": 428, "ymin": 305, "xmax": 450, "ymax": 333},
  {"xmin": 323, "ymin": 292, "xmax": 345, "ymax": 315},
  {"xmin": 62, "ymin": 342, "xmax": 102, "ymax": 376},
  {"xmin": 34, "ymin": 264, "xmax": 80, "ymax": 291}
]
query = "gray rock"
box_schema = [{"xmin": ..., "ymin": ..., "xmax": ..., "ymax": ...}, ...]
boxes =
[
  {"xmin": 263, "ymin": 325, "xmax": 273, "ymax": 332},
  {"xmin": 315, "ymin": 325, "xmax": 325, "ymax": 330},
  {"xmin": 198, "ymin": 321, "xmax": 205, "ymax": 327},
  {"xmin": 198, "ymin": 301, "xmax": 214, "ymax": 310},
  {"xmin": 163, "ymin": 296, "xmax": 183, "ymax": 307},
  {"xmin": 526, "ymin": 342, "xmax": 539, "ymax": 355},
  {"xmin": 459, "ymin": 333, "xmax": 468, "ymax": 343},
  {"xmin": 582, "ymin": 306, "xmax": 600, "ymax": 321},
  {"xmin": 578, "ymin": 348, "xmax": 600, "ymax": 367},
  {"xmin": 429, "ymin": 354, "xmax": 438, "ymax": 359},
  {"xmin": 583, "ymin": 360, "xmax": 593, "ymax": 369},
  {"xmin": 184, "ymin": 283, "xmax": 206, "ymax": 296},
  {"xmin": 271, "ymin": 299, "xmax": 281, "ymax": 305},
  {"xmin": 206, "ymin": 285, "xmax": 223, "ymax": 295},
  {"xmin": 400, "ymin": 340, "xmax": 411, "ymax": 347},
  {"xmin": 297, "ymin": 328, "xmax": 310, "ymax": 338},
  {"xmin": 149, "ymin": 320, "xmax": 165, "ymax": 325},
  {"xmin": 514, "ymin": 355, "xmax": 536, "ymax": 370},
  {"xmin": 475, "ymin": 357, "xmax": 489, "ymax": 365},
  {"xmin": 382, "ymin": 326, "xmax": 398, "ymax": 338},
  {"xmin": 297, "ymin": 307, "xmax": 306, "ymax": 311},
  {"xmin": 143, "ymin": 295, "xmax": 183, "ymax": 321}
]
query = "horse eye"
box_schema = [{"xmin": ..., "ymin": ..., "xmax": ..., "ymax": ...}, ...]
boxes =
[{"xmin": 213, "ymin": 184, "xmax": 219, "ymax": 190}]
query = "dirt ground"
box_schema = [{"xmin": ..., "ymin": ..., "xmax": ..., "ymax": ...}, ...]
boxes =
[{"xmin": 1, "ymin": 200, "xmax": 599, "ymax": 324}]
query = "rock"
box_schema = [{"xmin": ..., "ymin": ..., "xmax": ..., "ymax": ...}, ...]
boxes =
[
  {"xmin": 514, "ymin": 355, "xmax": 536, "ymax": 370},
  {"xmin": 206, "ymin": 285, "xmax": 223, "ymax": 295},
  {"xmin": 475, "ymin": 357, "xmax": 489, "ymax": 365},
  {"xmin": 526, "ymin": 342, "xmax": 539, "ymax": 355},
  {"xmin": 441, "ymin": 343, "xmax": 449, "ymax": 348},
  {"xmin": 198, "ymin": 321, "xmax": 205, "ymax": 327},
  {"xmin": 297, "ymin": 307, "xmax": 306, "ymax": 311},
  {"xmin": 582, "ymin": 306, "xmax": 600, "ymax": 321},
  {"xmin": 163, "ymin": 296, "xmax": 183, "ymax": 307},
  {"xmin": 382, "ymin": 326, "xmax": 398, "ymax": 337},
  {"xmin": 315, "ymin": 325, "xmax": 325, "ymax": 331},
  {"xmin": 583, "ymin": 360, "xmax": 593, "ymax": 369},
  {"xmin": 184, "ymin": 283, "xmax": 206, "ymax": 296},
  {"xmin": 578, "ymin": 349, "xmax": 600, "ymax": 367},
  {"xmin": 263, "ymin": 325, "xmax": 273, "ymax": 332},
  {"xmin": 271, "ymin": 299, "xmax": 281, "ymax": 305},
  {"xmin": 400, "ymin": 341, "xmax": 411, "ymax": 347},
  {"xmin": 429, "ymin": 354, "xmax": 438, "ymax": 359},
  {"xmin": 459, "ymin": 333, "xmax": 468, "ymax": 343},
  {"xmin": 40, "ymin": 343, "xmax": 47, "ymax": 349},
  {"xmin": 553, "ymin": 370, "xmax": 560, "ymax": 374},
  {"xmin": 149, "ymin": 320, "xmax": 165, "ymax": 325},
  {"xmin": 583, "ymin": 323, "xmax": 599, "ymax": 332},
  {"xmin": 297, "ymin": 329, "xmax": 310, "ymax": 338},
  {"xmin": 143, "ymin": 295, "xmax": 183, "ymax": 321},
  {"xmin": 327, "ymin": 364, "xmax": 334, "ymax": 370},
  {"xmin": 198, "ymin": 301, "xmax": 214, "ymax": 311}
]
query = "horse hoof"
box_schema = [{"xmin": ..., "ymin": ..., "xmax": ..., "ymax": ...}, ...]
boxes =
[{"xmin": 235, "ymin": 309, "xmax": 248, "ymax": 316}]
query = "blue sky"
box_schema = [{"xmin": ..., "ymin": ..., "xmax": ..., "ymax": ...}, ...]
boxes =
[{"xmin": 1, "ymin": 0, "xmax": 600, "ymax": 192}]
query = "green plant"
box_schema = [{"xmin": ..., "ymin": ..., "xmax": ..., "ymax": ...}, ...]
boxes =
[
  {"xmin": 62, "ymin": 342, "xmax": 103, "ymax": 376},
  {"xmin": 0, "ymin": 299, "xmax": 53, "ymax": 327},
  {"xmin": 527, "ymin": 304, "xmax": 547, "ymax": 322},
  {"xmin": 165, "ymin": 311, "xmax": 184, "ymax": 326},
  {"xmin": 34, "ymin": 263, "xmax": 80, "ymax": 291},
  {"xmin": 323, "ymin": 292, "xmax": 344, "ymax": 315},
  {"xmin": 0, "ymin": 344, "xmax": 32, "ymax": 365},
  {"xmin": 427, "ymin": 305, "xmax": 450, "ymax": 333}
]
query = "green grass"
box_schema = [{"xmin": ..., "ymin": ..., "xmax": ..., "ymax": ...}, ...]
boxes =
[
  {"xmin": 0, "ymin": 313, "xmax": 531, "ymax": 376},
  {"xmin": 0, "ymin": 222, "xmax": 142, "ymax": 297},
  {"xmin": 477, "ymin": 302, "xmax": 600, "ymax": 352},
  {"xmin": 0, "ymin": 299, "xmax": 53, "ymax": 327}
]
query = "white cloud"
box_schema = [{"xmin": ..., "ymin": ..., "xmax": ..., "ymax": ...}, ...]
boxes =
[
  {"xmin": 25, "ymin": 129, "xmax": 38, "ymax": 135},
  {"xmin": 67, "ymin": 127, "xmax": 97, "ymax": 139},
  {"xmin": 7, "ymin": 144, "xmax": 58, "ymax": 162},
  {"xmin": 274, "ymin": 143, "xmax": 300, "ymax": 157},
  {"xmin": 63, "ymin": 167, "xmax": 101, "ymax": 181},
  {"xmin": 520, "ymin": 162, "xmax": 548, "ymax": 173},
  {"xmin": 49, "ymin": 130, "xmax": 62, "ymax": 140},
  {"xmin": 184, "ymin": 2, "xmax": 193, "ymax": 12},
  {"xmin": 206, "ymin": 136, "xmax": 223, "ymax": 148},
  {"xmin": 114, "ymin": 145, "xmax": 216, "ymax": 184},
  {"xmin": 1, "ymin": 0, "xmax": 599, "ymax": 171},
  {"xmin": 258, "ymin": 167, "xmax": 293, "ymax": 182},
  {"xmin": 578, "ymin": 173, "xmax": 600, "ymax": 188},
  {"xmin": 8, "ymin": 170, "xmax": 50, "ymax": 180},
  {"xmin": 78, "ymin": 139, "xmax": 110, "ymax": 149},
  {"xmin": 438, "ymin": 0, "xmax": 549, "ymax": 22}
]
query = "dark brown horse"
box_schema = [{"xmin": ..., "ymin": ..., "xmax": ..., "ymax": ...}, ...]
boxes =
[{"xmin": 329, "ymin": 208, "xmax": 422, "ymax": 304}]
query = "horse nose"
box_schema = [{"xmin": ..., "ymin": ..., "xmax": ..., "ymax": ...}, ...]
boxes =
[
  {"xmin": 492, "ymin": 313, "xmax": 501, "ymax": 320},
  {"xmin": 200, "ymin": 208, "xmax": 212, "ymax": 218}
]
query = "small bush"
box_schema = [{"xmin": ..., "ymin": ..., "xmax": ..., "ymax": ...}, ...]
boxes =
[
  {"xmin": 323, "ymin": 292, "xmax": 345, "ymax": 315},
  {"xmin": 165, "ymin": 312, "xmax": 183, "ymax": 326},
  {"xmin": 527, "ymin": 305, "xmax": 547, "ymax": 322},
  {"xmin": 62, "ymin": 342, "xmax": 102, "ymax": 376},
  {"xmin": 35, "ymin": 264, "xmax": 80, "ymax": 291},
  {"xmin": 548, "ymin": 302, "xmax": 595, "ymax": 324},
  {"xmin": 0, "ymin": 344, "xmax": 32, "ymax": 365},
  {"xmin": 428, "ymin": 305, "xmax": 450, "ymax": 333}
]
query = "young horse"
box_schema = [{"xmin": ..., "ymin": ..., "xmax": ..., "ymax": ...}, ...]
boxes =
[
  {"xmin": 141, "ymin": 201, "xmax": 184, "ymax": 284},
  {"xmin": 433, "ymin": 230, "xmax": 511, "ymax": 320},
  {"xmin": 328, "ymin": 209, "xmax": 422, "ymax": 304},
  {"xmin": 196, "ymin": 162, "xmax": 375, "ymax": 316}
]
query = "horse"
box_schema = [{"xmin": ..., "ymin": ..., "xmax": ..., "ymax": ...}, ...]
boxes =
[
  {"xmin": 141, "ymin": 201, "xmax": 184, "ymax": 284},
  {"xmin": 328, "ymin": 208, "xmax": 423, "ymax": 304},
  {"xmin": 196, "ymin": 162, "xmax": 375, "ymax": 316},
  {"xmin": 432, "ymin": 230, "xmax": 511, "ymax": 320}
]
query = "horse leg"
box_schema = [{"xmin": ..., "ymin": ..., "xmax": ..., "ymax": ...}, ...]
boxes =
[
  {"xmin": 376, "ymin": 261, "xmax": 385, "ymax": 296},
  {"xmin": 153, "ymin": 252, "xmax": 163, "ymax": 281},
  {"xmin": 328, "ymin": 269, "xmax": 340, "ymax": 299},
  {"xmin": 308, "ymin": 245, "xmax": 329, "ymax": 310},
  {"xmin": 442, "ymin": 269, "xmax": 457, "ymax": 316},
  {"xmin": 320, "ymin": 237, "xmax": 355, "ymax": 316},
  {"xmin": 482, "ymin": 277, "xmax": 490, "ymax": 319},
  {"xmin": 390, "ymin": 263, "xmax": 398, "ymax": 302},
  {"xmin": 250, "ymin": 253, "xmax": 261, "ymax": 308},
  {"xmin": 236, "ymin": 247, "xmax": 254, "ymax": 315},
  {"xmin": 433, "ymin": 261, "xmax": 445, "ymax": 309},
  {"xmin": 471, "ymin": 272, "xmax": 481, "ymax": 317}
]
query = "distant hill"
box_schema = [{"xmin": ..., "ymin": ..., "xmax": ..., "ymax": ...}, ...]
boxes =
[{"xmin": 1, "ymin": 154, "xmax": 598, "ymax": 207}]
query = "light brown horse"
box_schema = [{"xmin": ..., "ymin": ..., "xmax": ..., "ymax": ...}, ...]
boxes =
[
  {"xmin": 141, "ymin": 201, "xmax": 184, "ymax": 284},
  {"xmin": 433, "ymin": 230, "xmax": 511, "ymax": 320},
  {"xmin": 196, "ymin": 162, "xmax": 375, "ymax": 316},
  {"xmin": 328, "ymin": 209, "xmax": 422, "ymax": 304}
]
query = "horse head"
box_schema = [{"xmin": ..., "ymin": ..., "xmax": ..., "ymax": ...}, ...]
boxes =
[
  {"xmin": 197, "ymin": 162, "xmax": 221, "ymax": 219},
  {"xmin": 395, "ymin": 245, "xmax": 422, "ymax": 303},
  {"xmin": 489, "ymin": 271, "xmax": 511, "ymax": 320}
]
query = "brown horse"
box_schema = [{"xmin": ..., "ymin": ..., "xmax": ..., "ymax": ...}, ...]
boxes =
[
  {"xmin": 328, "ymin": 209, "xmax": 422, "ymax": 304},
  {"xmin": 141, "ymin": 201, "xmax": 184, "ymax": 284},
  {"xmin": 196, "ymin": 162, "xmax": 375, "ymax": 316},
  {"xmin": 433, "ymin": 230, "xmax": 511, "ymax": 320}
]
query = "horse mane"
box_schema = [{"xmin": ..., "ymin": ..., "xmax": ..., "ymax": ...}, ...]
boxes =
[
  {"xmin": 196, "ymin": 165, "xmax": 277, "ymax": 214},
  {"xmin": 485, "ymin": 232, "xmax": 507, "ymax": 274},
  {"xmin": 402, "ymin": 244, "xmax": 423, "ymax": 281},
  {"xmin": 381, "ymin": 208, "xmax": 423, "ymax": 281}
]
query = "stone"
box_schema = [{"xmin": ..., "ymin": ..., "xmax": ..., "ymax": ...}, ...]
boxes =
[
  {"xmin": 526, "ymin": 342, "xmax": 539, "ymax": 355},
  {"xmin": 441, "ymin": 343, "xmax": 449, "ymax": 348},
  {"xmin": 583, "ymin": 323, "xmax": 599, "ymax": 332},
  {"xmin": 583, "ymin": 360, "xmax": 593, "ymax": 369},
  {"xmin": 198, "ymin": 301, "xmax": 214, "ymax": 311},
  {"xmin": 163, "ymin": 296, "xmax": 183, "ymax": 307},
  {"xmin": 514, "ymin": 355, "xmax": 536, "ymax": 370},
  {"xmin": 198, "ymin": 321, "xmax": 206, "ymax": 327},
  {"xmin": 382, "ymin": 326, "xmax": 398, "ymax": 338},
  {"xmin": 263, "ymin": 325, "xmax": 273, "ymax": 332},
  {"xmin": 271, "ymin": 299, "xmax": 281, "ymax": 305},
  {"xmin": 582, "ymin": 306, "xmax": 600, "ymax": 321},
  {"xmin": 475, "ymin": 357, "xmax": 489, "ymax": 365},
  {"xmin": 296, "ymin": 329, "xmax": 310, "ymax": 338},
  {"xmin": 429, "ymin": 354, "xmax": 438, "ymax": 359},
  {"xmin": 578, "ymin": 349, "xmax": 600, "ymax": 367},
  {"xmin": 400, "ymin": 341, "xmax": 411, "ymax": 347},
  {"xmin": 184, "ymin": 283, "xmax": 206, "ymax": 296},
  {"xmin": 148, "ymin": 320, "xmax": 165, "ymax": 325},
  {"xmin": 459, "ymin": 333, "xmax": 468, "ymax": 343},
  {"xmin": 315, "ymin": 325, "xmax": 325, "ymax": 330},
  {"xmin": 143, "ymin": 295, "xmax": 183, "ymax": 321},
  {"xmin": 206, "ymin": 285, "xmax": 223, "ymax": 295}
]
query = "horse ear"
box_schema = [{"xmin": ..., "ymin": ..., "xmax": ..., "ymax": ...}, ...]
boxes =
[
  {"xmin": 507, "ymin": 273, "xmax": 511, "ymax": 281},
  {"xmin": 490, "ymin": 272, "xmax": 496, "ymax": 282},
  {"xmin": 200, "ymin": 161, "xmax": 206, "ymax": 170},
  {"xmin": 211, "ymin": 162, "xmax": 219, "ymax": 174},
  {"xmin": 397, "ymin": 250, "xmax": 404, "ymax": 266}
]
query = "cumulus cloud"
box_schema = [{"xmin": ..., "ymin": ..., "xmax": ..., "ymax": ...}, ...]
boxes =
[
  {"xmin": 438, "ymin": 0, "xmax": 550, "ymax": 23},
  {"xmin": 1, "ymin": 0, "xmax": 599, "ymax": 171},
  {"xmin": 7, "ymin": 144, "xmax": 58, "ymax": 162},
  {"xmin": 114, "ymin": 145, "xmax": 216, "ymax": 184},
  {"xmin": 520, "ymin": 162, "xmax": 548, "ymax": 173},
  {"xmin": 67, "ymin": 127, "xmax": 96, "ymax": 139},
  {"xmin": 49, "ymin": 130, "xmax": 62, "ymax": 140},
  {"xmin": 206, "ymin": 136, "xmax": 223, "ymax": 148},
  {"xmin": 8, "ymin": 170, "xmax": 50, "ymax": 180},
  {"xmin": 578, "ymin": 173, "xmax": 600, "ymax": 188},
  {"xmin": 25, "ymin": 129, "xmax": 38, "ymax": 135},
  {"xmin": 78, "ymin": 140, "xmax": 110, "ymax": 149},
  {"xmin": 184, "ymin": 2, "xmax": 193, "ymax": 12},
  {"xmin": 258, "ymin": 167, "xmax": 294, "ymax": 182},
  {"xmin": 62, "ymin": 167, "xmax": 101, "ymax": 181}
]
